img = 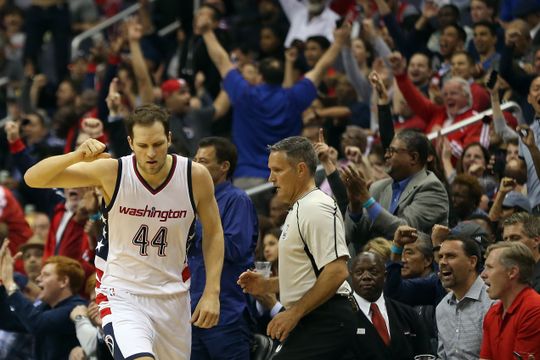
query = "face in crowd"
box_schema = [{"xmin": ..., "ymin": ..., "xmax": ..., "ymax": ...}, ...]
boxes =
[
  {"xmin": 438, "ymin": 240, "xmax": 478, "ymax": 294},
  {"xmin": 350, "ymin": 252, "xmax": 386, "ymax": 302}
]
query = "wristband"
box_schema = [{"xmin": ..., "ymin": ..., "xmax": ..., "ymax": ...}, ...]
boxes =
[
  {"xmin": 362, "ymin": 197, "xmax": 376, "ymax": 209},
  {"xmin": 391, "ymin": 244, "xmax": 403, "ymax": 255},
  {"xmin": 89, "ymin": 212, "xmax": 101, "ymax": 221}
]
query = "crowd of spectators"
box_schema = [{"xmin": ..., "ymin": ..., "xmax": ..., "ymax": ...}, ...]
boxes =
[{"xmin": 1, "ymin": 0, "xmax": 540, "ymax": 359}]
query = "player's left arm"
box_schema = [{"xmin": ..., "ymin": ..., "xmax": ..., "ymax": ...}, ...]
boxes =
[{"xmin": 190, "ymin": 162, "xmax": 224, "ymax": 328}]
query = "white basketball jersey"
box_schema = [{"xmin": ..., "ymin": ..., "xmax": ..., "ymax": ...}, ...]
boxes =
[{"xmin": 99, "ymin": 154, "xmax": 196, "ymax": 295}]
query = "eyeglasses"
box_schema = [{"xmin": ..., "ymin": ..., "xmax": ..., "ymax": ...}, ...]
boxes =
[{"xmin": 385, "ymin": 147, "xmax": 410, "ymax": 156}]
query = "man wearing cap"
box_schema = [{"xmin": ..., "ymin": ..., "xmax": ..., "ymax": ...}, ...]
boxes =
[
  {"xmin": 19, "ymin": 235, "xmax": 45, "ymax": 300},
  {"xmin": 161, "ymin": 79, "xmax": 230, "ymax": 157},
  {"xmin": 197, "ymin": 11, "xmax": 350, "ymax": 188},
  {"xmin": 503, "ymin": 192, "xmax": 531, "ymax": 213},
  {"xmin": 455, "ymin": 220, "xmax": 491, "ymax": 248},
  {"xmin": 489, "ymin": 177, "xmax": 530, "ymax": 224},
  {"xmin": 502, "ymin": 213, "xmax": 540, "ymax": 293}
]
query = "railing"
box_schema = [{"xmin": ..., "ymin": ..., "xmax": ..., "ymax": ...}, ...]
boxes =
[
  {"xmin": 71, "ymin": 0, "xmax": 156, "ymax": 60},
  {"xmin": 426, "ymin": 101, "xmax": 521, "ymax": 141},
  {"xmin": 157, "ymin": 19, "xmax": 181, "ymax": 37},
  {"xmin": 246, "ymin": 101, "xmax": 523, "ymax": 198}
]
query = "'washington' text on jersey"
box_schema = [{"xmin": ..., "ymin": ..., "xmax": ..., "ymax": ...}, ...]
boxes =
[{"xmin": 119, "ymin": 205, "xmax": 188, "ymax": 222}]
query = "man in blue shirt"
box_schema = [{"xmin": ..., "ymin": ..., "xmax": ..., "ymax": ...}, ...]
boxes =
[
  {"xmin": 0, "ymin": 244, "xmax": 86, "ymax": 360},
  {"xmin": 190, "ymin": 137, "xmax": 258, "ymax": 360},
  {"xmin": 196, "ymin": 11, "xmax": 350, "ymax": 188}
]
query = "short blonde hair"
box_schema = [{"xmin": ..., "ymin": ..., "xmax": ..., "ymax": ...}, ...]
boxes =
[
  {"xmin": 485, "ymin": 242, "xmax": 535, "ymax": 284},
  {"xmin": 363, "ymin": 237, "xmax": 392, "ymax": 262}
]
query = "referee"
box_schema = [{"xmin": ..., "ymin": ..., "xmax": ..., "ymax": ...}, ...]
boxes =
[{"xmin": 238, "ymin": 136, "xmax": 355, "ymax": 359}]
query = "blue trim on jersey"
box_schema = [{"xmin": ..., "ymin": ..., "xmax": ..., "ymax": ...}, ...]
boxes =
[
  {"xmin": 105, "ymin": 158, "xmax": 123, "ymax": 212},
  {"xmin": 124, "ymin": 353, "xmax": 155, "ymax": 360},
  {"xmin": 187, "ymin": 158, "xmax": 196, "ymax": 214}
]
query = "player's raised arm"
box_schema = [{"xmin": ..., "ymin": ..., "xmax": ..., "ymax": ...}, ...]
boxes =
[
  {"xmin": 190, "ymin": 161, "xmax": 224, "ymax": 328},
  {"xmin": 24, "ymin": 138, "xmax": 115, "ymax": 190}
]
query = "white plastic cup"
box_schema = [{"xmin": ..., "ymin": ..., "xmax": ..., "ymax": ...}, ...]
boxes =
[
  {"xmin": 414, "ymin": 355, "xmax": 436, "ymax": 360},
  {"xmin": 254, "ymin": 261, "xmax": 272, "ymax": 278}
]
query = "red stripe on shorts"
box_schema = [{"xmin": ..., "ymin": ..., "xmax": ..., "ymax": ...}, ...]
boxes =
[{"xmin": 182, "ymin": 266, "xmax": 191, "ymax": 282}]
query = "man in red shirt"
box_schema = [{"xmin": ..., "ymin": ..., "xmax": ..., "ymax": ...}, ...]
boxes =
[
  {"xmin": 0, "ymin": 186, "xmax": 32, "ymax": 273},
  {"xmin": 389, "ymin": 52, "xmax": 489, "ymax": 159},
  {"xmin": 480, "ymin": 242, "xmax": 540, "ymax": 360},
  {"xmin": 43, "ymin": 187, "xmax": 95, "ymax": 280}
]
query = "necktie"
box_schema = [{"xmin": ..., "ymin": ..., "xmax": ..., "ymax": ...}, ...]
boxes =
[{"xmin": 370, "ymin": 303, "xmax": 390, "ymax": 345}]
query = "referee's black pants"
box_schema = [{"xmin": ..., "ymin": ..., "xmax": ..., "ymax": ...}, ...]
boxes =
[{"xmin": 272, "ymin": 295, "xmax": 356, "ymax": 360}]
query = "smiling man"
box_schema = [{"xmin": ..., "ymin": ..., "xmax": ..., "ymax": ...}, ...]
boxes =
[
  {"xmin": 480, "ymin": 242, "xmax": 540, "ymax": 360},
  {"xmin": 238, "ymin": 136, "xmax": 355, "ymax": 359},
  {"xmin": 436, "ymin": 236, "xmax": 494, "ymax": 360},
  {"xmin": 407, "ymin": 53, "xmax": 432, "ymax": 93},
  {"xmin": 0, "ymin": 250, "xmax": 86, "ymax": 360},
  {"xmin": 390, "ymin": 52, "xmax": 487, "ymax": 160},
  {"xmin": 343, "ymin": 129, "xmax": 449, "ymax": 246}
]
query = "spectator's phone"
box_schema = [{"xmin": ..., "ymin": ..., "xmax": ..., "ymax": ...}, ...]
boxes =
[
  {"xmin": 486, "ymin": 70, "xmax": 498, "ymax": 90},
  {"xmin": 502, "ymin": 178, "xmax": 517, "ymax": 187},
  {"xmin": 336, "ymin": 5, "xmax": 362, "ymax": 27},
  {"xmin": 491, "ymin": 151, "xmax": 506, "ymax": 177},
  {"xmin": 519, "ymin": 128, "xmax": 529, "ymax": 138},
  {"xmin": 344, "ymin": 6, "xmax": 361, "ymax": 24}
]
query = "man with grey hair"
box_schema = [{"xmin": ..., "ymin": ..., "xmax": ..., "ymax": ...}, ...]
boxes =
[
  {"xmin": 238, "ymin": 136, "xmax": 355, "ymax": 359},
  {"xmin": 389, "ymin": 51, "xmax": 488, "ymax": 160},
  {"xmin": 503, "ymin": 213, "xmax": 540, "ymax": 292},
  {"xmin": 480, "ymin": 242, "xmax": 540, "ymax": 360}
]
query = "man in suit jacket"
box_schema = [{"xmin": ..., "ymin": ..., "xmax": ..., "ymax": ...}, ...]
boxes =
[
  {"xmin": 342, "ymin": 129, "xmax": 449, "ymax": 251},
  {"xmin": 345, "ymin": 252, "xmax": 432, "ymax": 359}
]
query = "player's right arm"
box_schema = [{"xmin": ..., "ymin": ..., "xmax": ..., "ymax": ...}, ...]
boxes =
[{"xmin": 24, "ymin": 138, "xmax": 114, "ymax": 190}]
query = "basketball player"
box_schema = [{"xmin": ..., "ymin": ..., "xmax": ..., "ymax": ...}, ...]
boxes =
[{"xmin": 24, "ymin": 104, "xmax": 224, "ymax": 360}]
